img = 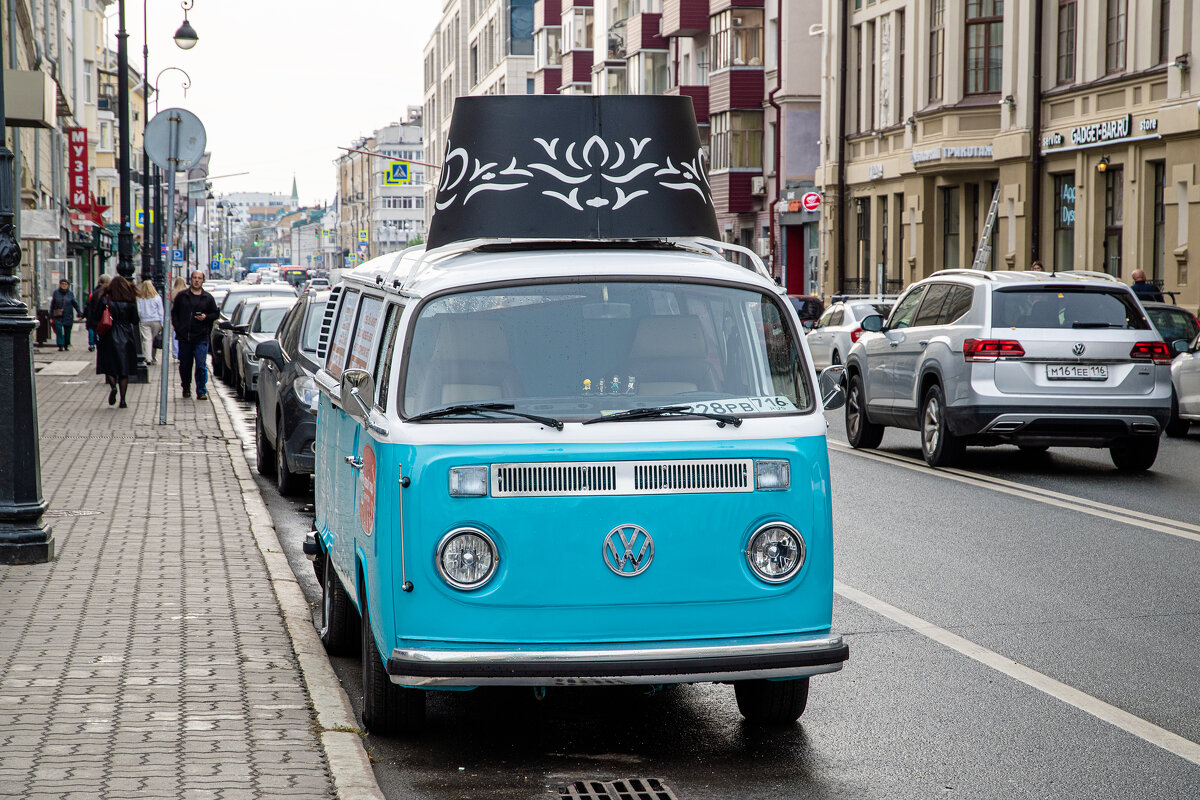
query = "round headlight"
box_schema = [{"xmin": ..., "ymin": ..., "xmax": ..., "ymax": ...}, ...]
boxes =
[
  {"xmin": 436, "ymin": 528, "xmax": 498, "ymax": 590},
  {"xmin": 745, "ymin": 523, "xmax": 805, "ymax": 583}
]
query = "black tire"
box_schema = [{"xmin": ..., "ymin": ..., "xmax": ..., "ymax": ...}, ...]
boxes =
[
  {"xmin": 921, "ymin": 384, "xmax": 963, "ymax": 468},
  {"xmin": 276, "ymin": 420, "xmax": 306, "ymax": 497},
  {"xmin": 845, "ymin": 372, "xmax": 884, "ymax": 449},
  {"xmin": 831, "ymin": 350, "xmax": 842, "ymax": 366},
  {"xmin": 1110, "ymin": 436, "xmax": 1159, "ymax": 472},
  {"xmin": 255, "ymin": 412, "xmax": 276, "ymax": 477},
  {"xmin": 212, "ymin": 350, "xmax": 224, "ymax": 380},
  {"xmin": 361, "ymin": 602, "xmax": 425, "ymax": 735},
  {"xmin": 734, "ymin": 678, "xmax": 809, "ymax": 725},
  {"xmin": 319, "ymin": 554, "xmax": 358, "ymax": 656},
  {"xmin": 1165, "ymin": 393, "xmax": 1189, "ymax": 438}
]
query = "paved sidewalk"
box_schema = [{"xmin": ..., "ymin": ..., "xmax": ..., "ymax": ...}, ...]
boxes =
[{"xmin": 0, "ymin": 346, "xmax": 367, "ymax": 799}]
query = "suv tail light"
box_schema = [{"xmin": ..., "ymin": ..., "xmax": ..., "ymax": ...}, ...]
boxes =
[
  {"xmin": 963, "ymin": 339, "xmax": 1025, "ymax": 362},
  {"xmin": 850, "ymin": 327, "xmax": 864, "ymax": 343},
  {"xmin": 1130, "ymin": 341, "xmax": 1173, "ymax": 365}
]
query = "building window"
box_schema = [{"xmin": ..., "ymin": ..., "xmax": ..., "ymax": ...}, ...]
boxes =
[
  {"xmin": 628, "ymin": 51, "xmax": 669, "ymax": 95},
  {"xmin": 856, "ymin": 198, "xmax": 871, "ymax": 290},
  {"xmin": 1103, "ymin": 167, "xmax": 1123, "ymax": 276},
  {"xmin": 896, "ymin": 11, "xmax": 905, "ymax": 123},
  {"xmin": 880, "ymin": 196, "xmax": 889, "ymax": 289},
  {"xmin": 928, "ymin": 0, "xmax": 945, "ymax": 103},
  {"xmin": 867, "ymin": 22, "xmax": 876, "ymax": 130},
  {"xmin": 1105, "ymin": 0, "xmax": 1127, "ymax": 74},
  {"xmin": 1057, "ymin": 0, "xmax": 1076, "ymax": 84},
  {"xmin": 1157, "ymin": 0, "xmax": 1170, "ymax": 65},
  {"xmin": 535, "ymin": 26, "xmax": 561, "ymax": 69},
  {"xmin": 965, "ymin": 0, "xmax": 1003, "ymax": 95},
  {"xmin": 1152, "ymin": 162, "xmax": 1166, "ymax": 282},
  {"xmin": 510, "ymin": 0, "xmax": 534, "ymax": 56},
  {"xmin": 855, "ymin": 26, "xmax": 864, "ymax": 132},
  {"xmin": 563, "ymin": 7, "xmax": 594, "ymax": 52},
  {"xmin": 942, "ymin": 187, "xmax": 960, "ymax": 269},
  {"xmin": 712, "ymin": 9, "xmax": 763, "ymax": 70},
  {"xmin": 710, "ymin": 111, "xmax": 763, "ymax": 170}
]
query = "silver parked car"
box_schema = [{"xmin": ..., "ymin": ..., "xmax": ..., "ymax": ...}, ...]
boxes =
[
  {"xmin": 1168, "ymin": 332, "xmax": 1200, "ymax": 437},
  {"xmin": 805, "ymin": 297, "xmax": 895, "ymax": 370},
  {"xmin": 844, "ymin": 270, "xmax": 1173, "ymax": 471}
]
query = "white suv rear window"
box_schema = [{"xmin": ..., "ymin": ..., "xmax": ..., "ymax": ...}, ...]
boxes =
[{"xmin": 992, "ymin": 287, "xmax": 1150, "ymax": 330}]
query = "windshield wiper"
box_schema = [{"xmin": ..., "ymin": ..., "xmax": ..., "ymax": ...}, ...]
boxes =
[
  {"xmin": 406, "ymin": 402, "xmax": 564, "ymax": 430},
  {"xmin": 581, "ymin": 404, "xmax": 742, "ymax": 428},
  {"xmin": 1071, "ymin": 321, "xmax": 1124, "ymax": 328}
]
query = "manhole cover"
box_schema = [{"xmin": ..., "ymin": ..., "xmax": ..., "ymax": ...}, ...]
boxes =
[
  {"xmin": 556, "ymin": 778, "xmax": 678, "ymax": 800},
  {"xmin": 43, "ymin": 509, "xmax": 103, "ymax": 518}
]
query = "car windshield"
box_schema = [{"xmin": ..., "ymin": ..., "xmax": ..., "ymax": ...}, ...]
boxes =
[
  {"xmin": 220, "ymin": 288, "xmax": 296, "ymax": 315},
  {"xmin": 254, "ymin": 307, "xmax": 287, "ymax": 334},
  {"xmin": 1146, "ymin": 306, "xmax": 1199, "ymax": 343},
  {"xmin": 991, "ymin": 287, "xmax": 1151, "ymax": 330},
  {"xmin": 401, "ymin": 280, "xmax": 813, "ymax": 421}
]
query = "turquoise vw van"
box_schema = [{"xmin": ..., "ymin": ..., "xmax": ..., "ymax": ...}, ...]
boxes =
[{"xmin": 309, "ymin": 97, "xmax": 848, "ymax": 735}]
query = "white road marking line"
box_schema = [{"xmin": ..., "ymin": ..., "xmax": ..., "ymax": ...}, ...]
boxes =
[
  {"xmin": 835, "ymin": 580, "xmax": 1200, "ymax": 766},
  {"xmin": 828, "ymin": 440, "xmax": 1200, "ymax": 544}
]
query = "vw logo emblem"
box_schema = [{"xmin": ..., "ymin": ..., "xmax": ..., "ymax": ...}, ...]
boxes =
[
  {"xmin": 603, "ymin": 524, "xmax": 654, "ymax": 577},
  {"xmin": 1072, "ymin": 342, "xmax": 1086, "ymax": 356}
]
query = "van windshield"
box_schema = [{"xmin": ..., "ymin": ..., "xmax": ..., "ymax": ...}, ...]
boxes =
[
  {"xmin": 401, "ymin": 281, "xmax": 813, "ymax": 421},
  {"xmin": 992, "ymin": 287, "xmax": 1151, "ymax": 330}
]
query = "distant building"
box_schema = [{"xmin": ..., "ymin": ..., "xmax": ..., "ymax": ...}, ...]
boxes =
[{"xmin": 370, "ymin": 107, "xmax": 427, "ymax": 257}]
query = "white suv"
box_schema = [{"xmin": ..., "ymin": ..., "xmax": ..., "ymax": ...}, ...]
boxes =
[{"xmin": 844, "ymin": 270, "xmax": 1173, "ymax": 471}]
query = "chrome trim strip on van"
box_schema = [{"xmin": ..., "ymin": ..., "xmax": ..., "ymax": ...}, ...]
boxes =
[
  {"xmin": 490, "ymin": 459, "xmax": 753, "ymax": 497},
  {"xmin": 386, "ymin": 633, "xmax": 848, "ymax": 686}
]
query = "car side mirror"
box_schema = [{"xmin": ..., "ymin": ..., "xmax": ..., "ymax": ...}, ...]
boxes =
[
  {"xmin": 340, "ymin": 368, "xmax": 376, "ymax": 421},
  {"xmin": 218, "ymin": 320, "xmax": 233, "ymax": 330},
  {"xmin": 255, "ymin": 339, "xmax": 284, "ymax": 368},
  {"xmin": 819, "ymin": 365, "xmax": 846, "ymax": 411},
  {"xmin": 804, "ymin": 320, "xmax": 817, "ymax": 331},
  {"xmin": 1171, "ymin": 339, "xmax": 1191, "ymax": 356},
  {"xmin": 233, "ymin": 324, "xmax": 249, "ymax": 334},
  {"xmin": 860, "ymin": 314, "xmax": 885, "ymax": 333}
]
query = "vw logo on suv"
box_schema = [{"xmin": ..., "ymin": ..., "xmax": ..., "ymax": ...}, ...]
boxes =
[
  {"xmin": 603, "ymin": 524, "xmax": 654, "ymax": 576},
  {"xmin": 1072, "ymin": 342, "xmax": 1086, "ymax": 356}
]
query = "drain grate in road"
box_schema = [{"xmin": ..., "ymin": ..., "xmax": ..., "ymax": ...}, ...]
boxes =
[
  {"xmin": 43, "ymin": 509, "xmax": 103, "ymax": 518},
  {"xmin": 556, "ymin": 778, "xmax": 678, "ymax": 800}
]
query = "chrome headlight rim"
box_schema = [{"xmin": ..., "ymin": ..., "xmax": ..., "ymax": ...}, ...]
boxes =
[
  {"xmin": 435, "ymin": 527, "xmax": 499, "ymax": 591},
  {"xmin": 744, "ymin": 521, "xmax": 806, "ymax": 584}
]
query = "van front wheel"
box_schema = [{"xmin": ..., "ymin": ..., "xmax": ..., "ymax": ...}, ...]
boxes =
[
  {"xmin": 361, "ymin": 603, "xmax": 425, "ymax": 735},
  {"xmin": 734, "ymin": 678, "xmax": 809, "ymax": 725}
]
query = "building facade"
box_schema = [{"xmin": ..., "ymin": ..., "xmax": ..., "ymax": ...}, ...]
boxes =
[
  {"xmin": 817, "ymin": 0, "xmax": 1200, "ymax": 309},
  {"xmin": 369, "ymin": 108, "xmax": 426, "ymax": 257}
]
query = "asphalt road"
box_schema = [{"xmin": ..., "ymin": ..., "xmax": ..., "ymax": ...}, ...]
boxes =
[{"xmin": 224, "ymin": 383, "xmax": 1200, "ymax": 800}]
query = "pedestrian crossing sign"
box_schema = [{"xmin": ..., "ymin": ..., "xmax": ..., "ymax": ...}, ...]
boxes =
[
  {"xmin": 385, "ymin": 161, "xmax": 410, "ymax": 185},
  {"xmin": 135, "ymin": 209, "xmax": 155, "ymax": 227},
  {"xmin": 358, "ymin": 230, "xmax": 368, "ymax": 242}
]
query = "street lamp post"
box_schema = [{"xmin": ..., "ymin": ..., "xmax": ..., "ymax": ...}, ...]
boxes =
[{"xmin": 0, "ymin": 33, "xmax": 53, "ymax": 563}]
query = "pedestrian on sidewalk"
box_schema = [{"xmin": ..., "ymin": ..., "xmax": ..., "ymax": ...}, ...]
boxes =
[
  {"xmin": 96, "ymin": 275, "xmax": 141, "ymax": 409},
  {"xmin": 49, "ymin": 279, "xmax": 83, "ymax": 351},
  {"xmin": 1131, "ymin": 269, "xmax": 1164, "ymax": 302},
  {"xmin": 168, "ymin": 276, "xmax": 187, "ymax": 359},
  {"xmin": 84, "ymin": 274, "xmax": 111, "ymax": 352},
  {"xmin": 136, "ymin": 280, "xmax": 164, "ymax": 365},
  {"xmin": 170, "ymin": 270, "xmax": 219, "ymax": 401}
]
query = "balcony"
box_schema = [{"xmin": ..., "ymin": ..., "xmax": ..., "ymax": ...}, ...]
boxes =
[
  {"xmin": 561, "ymin": 49, "xmax": 593, "ymax": 86},
  {"xmin": 708, "ymin": 171, "xmax": 756, "ymax": 214},
  {"xmin": 626, "ymin": 12, "xmax": 667, "ymax": 54},
  {"xmin": 535, "ymin": 67, "xmax": 562, "ymax": 94},
  {"xmin": 661, "ymin": 0, "xmax": 708, "ymax": 38},
  {"xmin": 666, "ymin": 84, "xmax": 709, "ymax": 125},
  {"xmin": 534, "ymin": 0, "xmax": 562, "ymax": 28},
  {"xmin": 709, "ymin": 68, "xmax": 764, "ymax": 113}
]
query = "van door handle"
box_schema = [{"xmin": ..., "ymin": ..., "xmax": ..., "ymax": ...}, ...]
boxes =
[
  {"xmin": 919, "ymin": 340, "xmax": 929, "ymax": 348},
  {"xmin": 345, "ymin": 456, "xmax": 363, "ymax": 470}
]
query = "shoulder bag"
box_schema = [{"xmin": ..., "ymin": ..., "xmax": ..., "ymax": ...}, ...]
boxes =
[{"xmin": 97, "ymin": 301, "xmax": 113, "ymax": 336}]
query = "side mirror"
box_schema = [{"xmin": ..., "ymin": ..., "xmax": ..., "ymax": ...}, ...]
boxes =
[
  {"xmin": 859, "ymin": 314, "xmax": 885, "ymax": 333},
  {"xmin": 218, "ymin": 320, "xmax": 233, "ymax": 330},
  {"xmin": 255, "ymin": 339, "xmax": 284, "ymax": 368},
  {"xmin": 233, "ymin": 324, "xmax": 249, "ymax": 335},
  {"xmin": 1171, "ymin": 339, "xmax": 1191, "ymax": 356},
  {"xmin": 340, "ymin": 368, "xmax": 376, "ymax": 421},
  {"xmin": 819, "ymin": 365, "xmax": 846, "ymax": 411},
  {"xmin": 802, "ymin": 320, "xmax": 816, "ymax": 332}
]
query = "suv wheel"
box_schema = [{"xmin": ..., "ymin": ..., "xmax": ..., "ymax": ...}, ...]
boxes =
[
  {"xmin": 921, "ymin": 385, "xmax": 963, "ymax": 468},
  {"xmin": 255, "ymin": 412, "xmax": 276, "ymax": 477},
  {"xmin": 845, "ymin": 372, "xmax": 884, "ymax": 449},
  {"xmin": 1110, "ymin": 437, "xmax": 1159, "ymax": 472}
]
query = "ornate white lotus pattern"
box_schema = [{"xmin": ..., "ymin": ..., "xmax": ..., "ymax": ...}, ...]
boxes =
[{"xmin": 434, "ymin": 135, "xmax": 711, "ymax": 213}]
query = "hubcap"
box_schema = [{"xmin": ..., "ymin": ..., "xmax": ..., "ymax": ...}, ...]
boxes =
[
  {"xmin": 847, "ymin": 384, "xmax": 862, "ymax": 438},
  {"xmin": 923, "ymin": 396, "xmax": 941, "ymax": 455}
]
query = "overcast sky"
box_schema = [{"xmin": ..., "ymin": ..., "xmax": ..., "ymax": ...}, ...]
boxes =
[{"xmin": 116, "ymin": 0, "xmax": 442, "ymax": 207}]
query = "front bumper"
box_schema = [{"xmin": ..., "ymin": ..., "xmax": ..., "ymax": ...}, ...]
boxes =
[
  {"xmin": 945, "ymin": 404, "xmax": 1170, "ymax": 445},
  {"xmin": 387, "ymin": 632, "xmax": 849, "ymax": 687}
]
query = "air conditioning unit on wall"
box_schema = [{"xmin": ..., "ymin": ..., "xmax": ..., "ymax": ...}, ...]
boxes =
[
  {"xmin": 750, "ymin": 176, "xmax": 767, "ymax": 195},
  {"xmin": 755, "ymin": 237, "xmax": 771, "ymax": 257}
]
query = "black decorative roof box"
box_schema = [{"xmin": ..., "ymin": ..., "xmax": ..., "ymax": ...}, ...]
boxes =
[{"xmin": 426, "ymin": 95, "xmax": 719, "ymax": 249}]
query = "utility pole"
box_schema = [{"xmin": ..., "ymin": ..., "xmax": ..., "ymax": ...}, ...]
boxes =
[{"xmin": 115, "ymin": 0, "xmax": 135, "ymax": 279}]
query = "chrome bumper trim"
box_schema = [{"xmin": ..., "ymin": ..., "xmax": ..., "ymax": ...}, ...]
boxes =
[
  {"xmin": 387, "ymin": 633, "xmax": 848, "ymax": 687},
  {"xmin": 980, "ymin": 412, "xmax": 1161, "ymax": 434}
]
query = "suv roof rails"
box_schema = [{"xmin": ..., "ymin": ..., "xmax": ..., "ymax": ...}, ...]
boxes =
[
  {"xmin": 830, "ymin": 294, "xmax": 899, "ymax": 302},
  {"xmin": 930, "ymin": 269, "xmax": 999, "ymax": 280},
  {"xmin": 1049, "ymin": 269, "xmax": 1123, "ymax": 283}
]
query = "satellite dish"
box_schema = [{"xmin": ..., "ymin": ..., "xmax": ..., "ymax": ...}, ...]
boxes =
[{"xmin": 144, "ymin": 108, "xmax": 206, "ymax": 172}]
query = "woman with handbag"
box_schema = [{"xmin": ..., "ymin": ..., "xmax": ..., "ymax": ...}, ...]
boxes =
[
  {"xmin": 96, "ymin": 276, "xmax": 141, "ymax": 408},
  {"xmin": 84, "ymin": 274, "xmax": 112, "ymax": 351},
  {"xmin": 49, "ymin": 279, "xmax": 83, "ymax": 351},
  {"xmin": 135, "ymin": 280, "xmax": 164, "ymax": 365}
]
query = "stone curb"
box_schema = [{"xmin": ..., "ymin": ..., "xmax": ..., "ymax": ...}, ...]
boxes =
[{"xmin": 208, "ymin": 382, "xmax": 386, "ymax": 800}]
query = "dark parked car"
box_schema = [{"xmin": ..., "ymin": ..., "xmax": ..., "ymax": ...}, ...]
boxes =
[
  {"xmin": 210, "ymin": 285, "xmax": 297, "ymax": 379},
  {"xmin": 233, "ymin": 298, "xmax": 294, "ymax": 400},
  {"xmin": 220, "ymin": 296, "xmax": 277, "ymax": 391},
  {"xmin": 254, "ymin": 289, "xmax": 330, "ymax": 495},
  {"xmin": 787, "ymin": 294, "xmax": 825, "ymax": 331}
]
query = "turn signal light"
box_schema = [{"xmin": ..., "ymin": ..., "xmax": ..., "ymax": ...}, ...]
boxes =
[
  {"xmin": 1130, "ymin": 341, "xmax": 1172, "ymax": 365},
  {"xmin": 850, "ymin": 327, "xmax": 865, "ymax": 343},
  {"xmin": 963, "ymin": 339, "xmax": 1025, "ymax": 362}
]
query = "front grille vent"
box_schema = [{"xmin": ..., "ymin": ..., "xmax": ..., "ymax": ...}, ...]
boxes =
[
  {"xmin": 491, "ymin": 459, "xmax": 752, "ymax": 497},
  {"xmin": 556, "ymin": 778, "xmax": 679, "ymax": 800}
]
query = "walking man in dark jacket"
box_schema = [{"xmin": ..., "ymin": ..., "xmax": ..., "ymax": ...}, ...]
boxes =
[
  {"xmin": 49, "ymin": 279, "xmax": 83, "ymax": 351},
  {"xmin": 170, "ymin": 270, "xmax": 220, "ymax": 400}
]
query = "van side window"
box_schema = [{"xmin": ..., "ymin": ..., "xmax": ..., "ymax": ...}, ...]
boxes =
[
  {"xmin": 375, "ymin": 304, "xmax": 403, "ymax": 409},
  {"xmin": 347, "ymin": 295, "xmax": 384, "ymax": 373},
  {"xmin": 327, "ymin": 289, "xmax": 360, "ymax": 378}
]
